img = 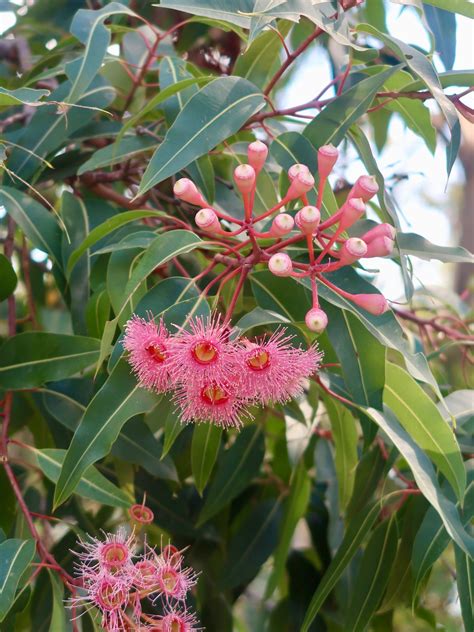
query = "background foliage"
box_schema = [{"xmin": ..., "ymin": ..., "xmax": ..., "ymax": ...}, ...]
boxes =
[{"xmin": 0, "ymin": 1, "xmax": 473, "ymax": 630}]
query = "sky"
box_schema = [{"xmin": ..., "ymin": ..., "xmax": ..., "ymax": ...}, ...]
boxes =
[{"xmin": 1, "ymin": 2, "xmax": 472, "ymax": 299}]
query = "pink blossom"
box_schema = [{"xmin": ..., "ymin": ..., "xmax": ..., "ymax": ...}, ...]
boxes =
[
  {"xmin": 123, "ymin": 315, "xmax": 173, "ymax": 392},
  {"xmin": 174, "ymin": 380, "xmax": 250, "ymax": 428},
  {"xmin": 240, "ymin": 329, "xmax": 322, "ymax": 404},
  {"xmin": 73, "ymin": 529, "xmax": 135, "ymax": 577},
  {"xmin": 160, "ymin": 608, "xmax": 201, "ymax": 632},
  {"xmin": 168, "ymin": 315, "xmax": 240, "ymax": 388}
]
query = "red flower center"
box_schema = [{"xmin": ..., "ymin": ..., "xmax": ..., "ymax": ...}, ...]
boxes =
[
  {"xmin": 247, "ymin": 348, "xmax": 270, "ymax": 371},
  {"xmin": 201, "ymin": 384, "xmax": 229, "ymax": 406},
  {"xmin": 101, "ymin": 543, "xmax": 128, "ymax": 568},
  {"xmin": 97, "ymin": 582, "xmax": 127, "ymax": 609},
  {"xmin": 145, "ymin": 342, "xmax": 167, "ymax": 363},
  {"xmin": 129, "ymin": 504, "xmax": 154, "ymax": 524},
  {"xmin": 160, "ymin": 568, "xmax": 178, "ymax": 592},
  {"xmin": 169, "ymin": 617, "xmax": 185, "ymax": 632},
  {"xmin": 192, "ymin": 341, "xmax": 218, "ymax": 364}
]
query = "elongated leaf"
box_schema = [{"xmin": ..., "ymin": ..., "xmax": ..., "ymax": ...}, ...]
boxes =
[
  {"xmin": 235, "ymin": 307, "xmax": 290, "ymax": 333},
  {"xmin": 0, "ymin": 333, "xmax": 100, "ymax": 389},
  {"xmin": 346, "ymin": 518, "xmax": 399, "ymax": 631},
  {"xmin": 425, "ymin": 4, "xmax": 456, "ymax": 70},
  {"xmin": 266, "ymin": 460, "xmax": 311, "ymax": 597},
  {"xmin": 0, "ymin": 254, "xmax": 17, "ymax": 302},
  {"xmin": 78, "ymin": 136, "xmax": 157, "ymax": 175},
  {"xmin": 138, "ymin": 77, "xmax": 264, "ymax": 194},
  {"xmin": 423, "ymin": 0, "xmax": 473, "ymax": 17},
  {"xmin": 54, "ymin": 360, "xmax": 159, "ymax": 508},
  {"xmin": 0, "ymin": 539, "xmax": 36, "ymax": 622},
  {"xmin": 363, "ymin": 406, "xmax": 474, "ymax": 557},
  {"xmin": 159, "ymin": 0, "xmax": 255, "ymax": 28},
  {"xmin": 67, "ymin": 210, "xmax": 164, "ymax": 276},
  {"xmin": 117, "ymin": 230, "xmax": 202, "ymax": 318},
  {"xmin": 397, "ymin": 232, "xmax": 474, "ymax": 263},
  {"xmin": 159, "ymin": 56, "xmax": 199, "ymax": 124},
  {"xmin": 221, "ymin": 500, "xmax": 282, "ymax": 589},
  {"xmin": 34, "ymin": 448, "xmax": 132, "ymax": 508},
  {"xmin": 454, "ymin": 542, "xmax": 474, "ymax": 632},
  {"xmin": 384, "ymin": 362, "xmax": 465, "ymax": 500},
  {"xmin": 304, "ymin": 66, "xmax": 400, "ymax": 149},
  {"xmin": 0, "ymin": 186, "xmax": 63, "ymax": 266},
  {"xmin": 67, "ymin": 3, "xmax": 135, "ymax": 103},
  {"xmin": 301, "ymin": 501, "xmax": 381, "ymax": 631},
  {"xmin": 0, "ymin": 86, "xmax": 49, "ymax": 107},
  {"xmin": 47, "ymin": 571, "xmax": 71, "ymax": 632},
  {"xmin": 192, "ymin": 423, "xmax": 223, "ymax": 496},
  {"xmin": 234, "ymin": 24, "xmax": 290, "ymax": 88},
  {"xmin": 198, "ymin": 425, "xmax": 265, "ymax": 525}
]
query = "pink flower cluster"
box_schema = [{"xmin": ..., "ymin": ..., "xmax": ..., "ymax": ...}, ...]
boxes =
[
  {"xmin": 71, "ymin": 529, "xmax": 200, "ymax": 631},
  {"xmin": 123, "ymin": 313, "xmax": 322, "ymax": 428}
]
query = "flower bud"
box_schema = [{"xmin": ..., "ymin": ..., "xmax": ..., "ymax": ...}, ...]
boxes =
[
  {"xmin": 173, "ymin": 178, "xmax": 207, "ymax": 206},
  {"xmin": 305, "ymin": 307, "xmax": 328, "ymax": 333},
  {"xmin": 268, "ymin": 253, "xmax": 293, "ymax": 277},
  {"xmin": 339, "ymin": 237, "xmax": 368, "ymax": 264},
  {"xmin": 286, "ymin": 170, "xmax": 315, "ymax": 200},
  {"xmin": 365, "ymin": 236, "xmax": 395, "ymax": 258},
  {"xmin": 318, "ymin": 144, "xmax": 339, "ymax": 178},
  {"xmin": 350, "ymin": 293, "xmax": 389, "ymax": 315},
  {"xmin": 195, "ymin": 208, "xmax": 220, "ymax": 232},
  {"xmin": 361, "ymin": 223, "xmax": 396, "ymax": 243},
  {"xmin": 295, "ymin": 205, "xmax": 320, "ymax": 235},
  {"xmin": 247, "ymin": 140, "xmax": 268, "ymax": 173},
  {"xmin": 234, "ymin": 164, "xmax": 256, "ymax": 194},
  {"xmin": 288, "ymin": 163, "xmax": 310, "ymax": 180},
  {"xmin": 338, "ymin": 197, "xmax": 365, "ymax": 231},
  {"xmin": 271, "ymin": 213, "xmax": 295, "ymax": 236},
  {"xmin": 348, "ymin": 175, "xmax": 379, "ymax": 202}
]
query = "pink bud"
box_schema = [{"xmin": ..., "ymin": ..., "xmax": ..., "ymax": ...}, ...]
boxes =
[
  {"xmin": 247, "ymin": 140, "xmax": 268, "ymax": 173},
  {"xmin": 361, "ymin": 223, "xmax": 396, "ymax": 243},
  {"xmin": 348, "ymin": 175, "xmax": 379, "ymax": 202},
  {"xmin": 286, "ymin": 171, "xmax": 315, "ymax": 200},
  {"xmin": 339, "ymin": 237, "xmax": 368, "ymax": 264},
  {"xmin": 173, "ymin": 178, "xmax": 207, "ymax": 206},
  {"xmin": 271, "ymin": 213, "xmax": 295, "ymax": 236},
  {"xmin": 318, "ymin": 144, "xmax": 339, "ymax": 178},
  {"xmin": 338, "ymin": 197, "xmax": 365, "ymax": 231},
  {"xmin": 288, "ymin": 163, "xmax": 310, "ymax": 180},
  {"xmin": 268, "ymin": 253, "xmax": 293, "ymax": 277},
  {"xmin": 305, "ymin": 308, "xmax": 328, "ymax": 333},
  {"xmin": 365, "ymin": 236, "xmax": 395, "ymax": 258},
  {"xmin": 350, "ymin": 293, "xmax": 389, "ymax": 315},
  {"xmin": 195, "ymin": 208, "xmax": 220, "ymax": 232},
  {"xmin": 295, "ymin": 205, "xmax": 320, "ymax": 234},
  {"xmin": 234, "ymin": 164, "xmax": 256, "ymax": 194}
]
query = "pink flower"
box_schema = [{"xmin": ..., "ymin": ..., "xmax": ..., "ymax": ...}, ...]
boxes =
[
  {"xmin": 155, "ymin": 559, "xmax": 198, "ymax": 602},
  {"xmin": 73, "ymin": 529, "xmax": 135, "ymax": 577},
  {"xmin": 123, "ymin": 315, "xmax": 173, "ymax": 392},
  {"xmin": 168, "ymin": 315, "xmax": 240, "ymax": 388},
  {"xmin": 240, "ymin": 329, "xmax": 322, "ymax": 404},
  {"xmin": 160, "ymin": 608, "xmax": 201, "ymax": 632},
  {"xmin": 174, "ymin": 380, "xmax": 250, "ymax": 428}
]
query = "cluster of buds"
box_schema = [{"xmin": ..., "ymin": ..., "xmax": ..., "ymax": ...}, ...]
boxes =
[
  {"xmin": 123, "ymin": 314, "xmax": 321, "ymax": 428},
  {"xmin": 71, "ymin": 506, "xmax": 200, "ymax": 631},
  {"xmin": 173, "ymin": 140, "xmax": 394, "ymax": 335}
]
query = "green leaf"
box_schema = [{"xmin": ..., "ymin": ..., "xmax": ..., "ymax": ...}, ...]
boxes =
[
  {"xmin": 362, "ymin": 406, "xmax": 474, "ymax": 557},
  {"xmin": 67, "ymin": 2, "xmax": 135, "ymax": 103},
  {"xmin": 33, "ymin": 448, "xmax": 132, "ymax": 508},
  {"xmin": 159, "ymin": 57, "xmax": 199, "ymax": 124},
  {"xmin": 220, "ymin": 499, "xmax": 282, "ymax": 589},
  {"xmin": 235, "ymin": 307, "xmax": 290, "ymax": 334},
  {"xmin": 384, "ymin": 362, "xmax": 465, "ymax": 500},
  {"xmin": 0, "ymin": 333, "xmax": 100, "ymax": 389},
  {"xmin": 303, "ymin": 66, "xmax": 400, "ymax": 149},
  {"xmin": 159, "ymin": 0, "xmax": 255, "ymax": 28},
  {"xmin": 266, "ymin": 460, "xmax": 311, "ymax": 597},
  {"xmin": 54, "ymin": 360, "xmax": 159, "ymax": 508},
  {"xmin": 0, "ymin": 186, "xmax": 63, "ymax": 266},
  {"xmin": 161, "ymin": 395, "xmax": 186, "ymax": 458},
  {"xmin": 301, "ymin": 500, "xmax": 381, "ymax": 631},
  {"xmin": 397, "ymin": 232, "xmax": 474, "ymax": 263},
  {"xmin": 0, "ymin": 254, "xmax": 17, "ymax": 302},
  {"xmin": 77, "ymin": 136, "xmax": 157, "ymax": 175},
  {"xmin": 186, "ymin": 154, "xmax": 215, "ymax": 204},
  {"xmin": 198, "ymin": 425, "xmax": 265, "ymax": 525},
  {"xmin": 0, "ymin": 86, "xmax": 49, "ymax": 107},
  {"xmin": 425, "ymin": 4, "xmax": 456, "ymax": 70},
  {"xmin": 0, "ymin": 539, "xmax": 36, "ymax": 622},
  {"xmin": 66, "ymin": 210, "xmax": 164, "ymax": 276},
  {"xmin": 116, "ymin": 230, "xmax": 202, "ymax": 319},
  {"xmin": 454, "ymin": 542, "xmax": 474, "ymax": 632},
  {"xmin": 191, "ymin": 423, "xmax": 223, "ymax": 496},
  {"xmin": 325, "ymin": 399, "xmax": 358, "ymax": 511},
  {"xmin": 138, "ymin": 77, "xmax": 264, "ymax": 195},
  {"xmin": 422, "ymin": 0, "xmax": 474, "ymax": 19},
  {"xmin": 325, "ymin": 305, "xmax": 385, "ymax": 409},
  {"xmin": 47, "ymin": 570, "xmax": 71, "ymax": 632},
  {"xmin": 345, "ymin": 518, "xmax": 399, "ymax": 631}
]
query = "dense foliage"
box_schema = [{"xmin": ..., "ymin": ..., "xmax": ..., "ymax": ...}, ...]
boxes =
[{"xmin": 0, "ymin": 1, "xmax": 473, "ymax": 630}]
